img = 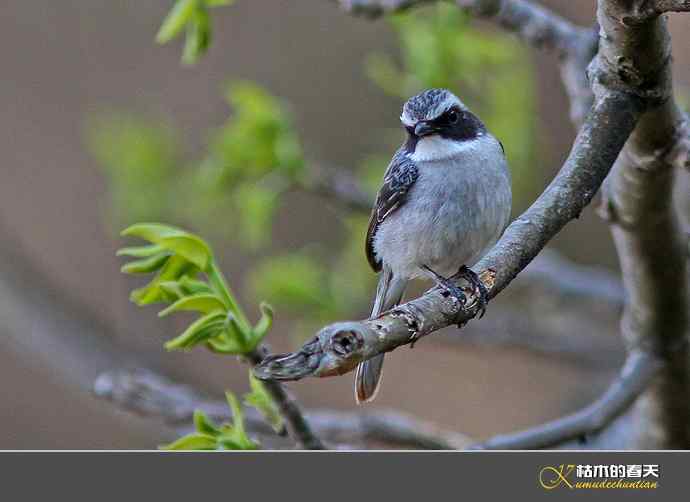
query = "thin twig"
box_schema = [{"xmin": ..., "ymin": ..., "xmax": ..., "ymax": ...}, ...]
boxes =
[
  {"xmin": 471, "ymin": 351, "xmax": 662, "ymax": 449},
  {"xmin": 246, "ymin": 348, "xmax": 325, "ymax": 449},
  {"xmin": 300, "ymin": 163, "xmax": 372, "ymax": 212}
]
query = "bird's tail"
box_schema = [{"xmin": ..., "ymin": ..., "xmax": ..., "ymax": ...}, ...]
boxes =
[{"xmin": 355, "ymin": 266, "xmax": 406, "ymax": 404}]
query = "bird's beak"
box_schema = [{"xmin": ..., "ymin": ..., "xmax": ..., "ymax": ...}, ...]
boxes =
[{"xmin": 414, "ymin": 121, "xmax": 436, "ymax": 137}]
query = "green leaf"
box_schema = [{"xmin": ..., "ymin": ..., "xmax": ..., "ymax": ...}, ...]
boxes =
[
  {"xmin": 203, "ymin": 311, "xmax": 253, "ymax": 354},
  {"xmin": 193, "ymin": 410, "xmax": 221, "ymax": 436},
  {"xmin": 160, "ymin": 235, "xmax": 212, "ymax": 270},
  {"xmin": 251, "ymin": 302, "xmax": 273, "ymax": 342},
  {"xmin": 163, "ymin": 391, "xmax": 258, "ymax": 450},
  {"xmin": 178, "ymin": 276, "xmax": 213, "ymax": 295},
  {"xmin": 122, "ymin": 223, "xmax": 212, "ymax": 270},
  {"xmin": 215, "ymin": 392, "xmax": 258, "ymax": 450},
  {"xmin": 120, "ymin": 252, "xmax": 171, "ymax": 275},
  {"xmin": 204, "ymin": 335, "xmax": 247, "ymax": 355},
  {"xmin": 244, "ymin": 372, "xmax": 283, "ymax": 434},
  {"xmin": 130, "ymin": 255, "xmax": 199, "ymax": 306},
  {"xmin": 158, "ymin": 293, "xmax": 226, "ymax": 317},
  {"xmin": 182, "ymin": 8, "xmax": 211, "ymax": 65},
  {"xmin": 122, "ymin": 222, "xmax": 185, "ymax": 241},
  {"xmin": 160, "ymin": 432, "xmax": 217, "ymax": 450},
  {"xmin": 158, "ymin": 281, "xmax": 187, "ymax": 301},
  {"xmin": 205, "ymin": 338, "xmax": 242, "ymax": 354},
  {"xmin": 116, "ymin": 244, "xmax": 165, "ymax": 258},
  {"xmin": 164, "ymin": 311, "xmax": 226, "ymax": 350},
  {"xmin": 226, "ymin": 391, "xmax": 245, "ymax": 435},
  {"xmin": 156, "ymin": 0, "xmax": 199, "ymax": 44}
]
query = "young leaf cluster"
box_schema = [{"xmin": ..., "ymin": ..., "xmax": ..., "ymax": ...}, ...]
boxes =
[
  {"xmin": 119, "ymin": 223, "xmax": 273, "ymax": 353},
  {"xmin": 162, "ymin": 391, "xmax": 258, "ymax": 450}
]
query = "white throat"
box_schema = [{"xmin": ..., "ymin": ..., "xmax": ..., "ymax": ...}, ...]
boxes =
[{"xmin": 409, "ymin": 135, "xmax": 482, "ymax": 163}]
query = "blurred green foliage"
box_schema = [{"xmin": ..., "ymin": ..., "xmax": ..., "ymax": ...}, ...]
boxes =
[
  {"xmin": 89, "ymin": 82, "xmax": 304, "ymax": 249},
  {"xmin": 157, "ymin": 0, "xmax": 234, "ymax": 64},
  {"xmin": 87, "ymin": 114, "xmax": 179, "ymax": 223},
  {"xmin": 193, "ymin": 83, "xmax": 305, "ymax": 249}
]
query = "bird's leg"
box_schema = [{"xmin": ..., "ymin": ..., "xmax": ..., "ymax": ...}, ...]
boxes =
[
  {"xmin": 454, "ymin": 265, "xmax": 489, "ymax": 319},
  {"xmin": 422, "ymin": 264, "xmax": 468, "ymax": 309}
]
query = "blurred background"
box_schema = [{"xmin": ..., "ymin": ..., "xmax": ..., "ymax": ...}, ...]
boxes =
[{"xmin": 0, "ymin": 0, "xmax": 688, "ymax": 448}]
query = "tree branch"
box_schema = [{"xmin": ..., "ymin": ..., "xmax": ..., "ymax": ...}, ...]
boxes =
[
  {"xmin": 593, "ymin": 0, "xmax": 690, "ymax": 448},
  {"xmin": 634, "ymin": 0, "xmax": 690, "ymax": 21},
  {"xmin": 254, "ymin": 90, "xmax": 643, "ymax": 382},
  {"xmin": 245, "ymin": 348, "xmax": 325, "ymax": 449},
  {"xmin": 651, "ymin": 0, "xmax": 690, "ymax": 13},
  {"xmin": 94, "ymin": 369, "xmax": 473, "ymax": 449},
  {"xmin": 299, "ymin": 163, "xmax": 372, "ymax": 212},
  {"xmin": 471, "ymin": 350, "xmax": 662, "ymax": 449}
]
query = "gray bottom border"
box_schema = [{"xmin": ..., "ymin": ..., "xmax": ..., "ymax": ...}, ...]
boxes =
[{"xmin": 0, "ymin": 451, "xmax": 683, "ymax": 500}]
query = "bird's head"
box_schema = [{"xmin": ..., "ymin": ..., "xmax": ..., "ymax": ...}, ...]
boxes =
[{"xmin": 400, "ymin": 88, "xmax": 487, "ymax": 162}]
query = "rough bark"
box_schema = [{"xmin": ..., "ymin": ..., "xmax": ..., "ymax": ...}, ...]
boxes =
[{"xmin": 594, "ymin": 0, "xmax": 690, "ymax": 448}]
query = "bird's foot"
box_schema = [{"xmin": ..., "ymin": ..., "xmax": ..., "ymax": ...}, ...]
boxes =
[
  {"xmin": 409, "ymin": 331, "xmax": 421, "ymax": 349},
  {"xmin": 454, "ymin": 265, "xmax": 489, "ymax": 319},
  {"xmin": 422, "ymin": 265, "xmax": 468, "ymax": 312}
]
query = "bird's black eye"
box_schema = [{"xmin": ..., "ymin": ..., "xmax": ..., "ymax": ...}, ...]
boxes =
[{"xmin": 447, "ymin": 109, "xmax": 459, "ymax": 124}]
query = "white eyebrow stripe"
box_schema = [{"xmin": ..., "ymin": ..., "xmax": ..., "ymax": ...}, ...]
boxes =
[{"xmin": 400, "ymin": 113, "xmax": 415, "ymax": 127}]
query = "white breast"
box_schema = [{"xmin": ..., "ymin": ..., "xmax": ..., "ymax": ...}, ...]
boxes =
[
  {"xmin": 374, "ymin": 135, "xmax": 511, "ymax": 280},
  {"xmin": 410, "ymin": 134, "xmax": 485, "ymax": 163}
]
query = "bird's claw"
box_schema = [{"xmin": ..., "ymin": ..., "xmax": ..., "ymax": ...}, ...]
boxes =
[
  {"xmin": 409, "ymin": 331, "xmax": 421, "ymax": 348},
  {"xmin": 422, "ymin": 265, "xmax": 468, "ymax": 314},
  {"xmin": 455, "ymin": 265, "xmax": 489, "ymax": 318}
]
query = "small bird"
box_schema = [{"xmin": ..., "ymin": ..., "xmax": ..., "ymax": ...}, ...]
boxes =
[{"xmin": 355, "ymin": 88, "xmax": 512, "ymax": 403}]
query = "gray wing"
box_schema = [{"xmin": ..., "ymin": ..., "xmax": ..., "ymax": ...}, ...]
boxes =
[{"xmin": 365, "ymin": 148, "xmax": 419, "ymax": 272}]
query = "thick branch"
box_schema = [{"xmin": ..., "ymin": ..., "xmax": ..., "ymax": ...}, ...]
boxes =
[
  {"xmin": 95, "ymin": 369, "xmax": 472, "ymax": 449},
  {"xmin": 594, "ymin": 0, "xmax": 690, "ymax": 448},
  {"xmin": 635, "ymin": 0, "xmax": 690, "ymax": 20},
  {"xmin": 651, "ymin": 0, "xmax": 690, "ymax": 12},
  {"xmin": 254, "ymin": 90, "xmax": 643, "ymax": 382},
  {"xmin": 472, "ymin": 351, "xmax": 662, "ymax": 449}
]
